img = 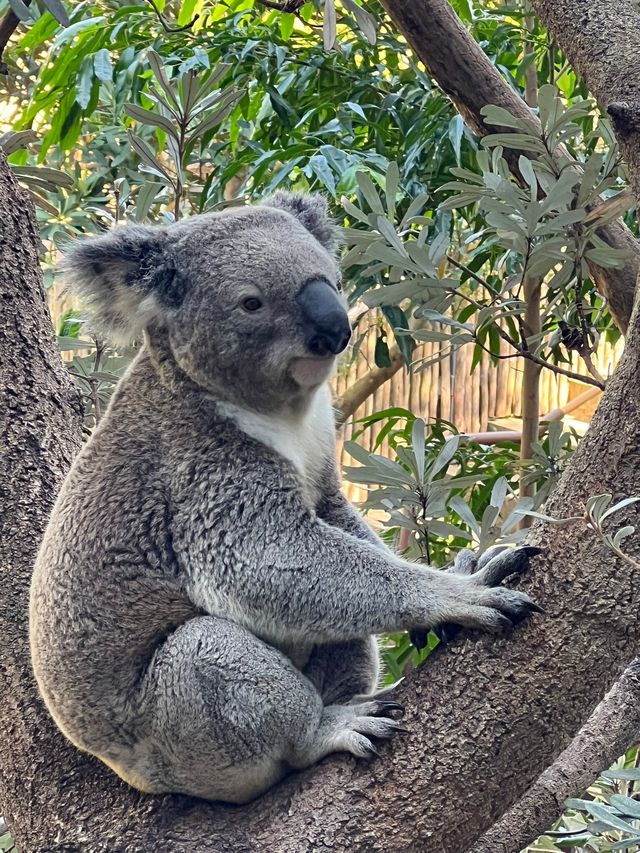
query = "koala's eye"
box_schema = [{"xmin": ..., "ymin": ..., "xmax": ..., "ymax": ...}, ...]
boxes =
[{"xmin": 242, "ymin": 297, "xmax": 263, "ymax": 312}]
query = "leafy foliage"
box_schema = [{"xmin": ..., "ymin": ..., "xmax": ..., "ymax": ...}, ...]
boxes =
[{"xmin": 528, "ymin": 749, "xmax": 640, "ymax": 852}]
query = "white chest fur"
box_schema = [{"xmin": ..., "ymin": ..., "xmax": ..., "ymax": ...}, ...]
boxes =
[{"xmin": 217, "ymin": 385, "xmax": 337, "ymax": 507}]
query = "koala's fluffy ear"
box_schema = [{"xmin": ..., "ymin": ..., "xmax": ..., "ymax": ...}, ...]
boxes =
[
  {"xmin": 60, "ymin": 225, "xmax": 186, "ymax": 344},
  {"xmin": 261, "ymin": 192, "xmax": 340, "ymax": 254}
]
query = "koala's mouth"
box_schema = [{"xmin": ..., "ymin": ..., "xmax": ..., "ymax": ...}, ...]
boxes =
[{"xmin": 290, "ymin": 355, "xmax": 336, "ymax": 388}]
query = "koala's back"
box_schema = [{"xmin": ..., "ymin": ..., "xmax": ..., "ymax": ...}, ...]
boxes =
[{"xmin": 29, "ymin": 351, "xmax": 292, "ymax": 756}]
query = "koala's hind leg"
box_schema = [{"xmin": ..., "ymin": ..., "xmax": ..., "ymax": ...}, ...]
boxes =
[
  {"xmin": 303, "ymin": 637, "xmax": 381, "ymax": 704},
  {"xmin": 127, "ymin": 617, "xmax": 403, "ymax": 804}
]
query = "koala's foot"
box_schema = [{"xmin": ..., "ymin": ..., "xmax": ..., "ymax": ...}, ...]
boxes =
[
  {"xmin": 292, "ymin": 700, "xmax": 407, "ymax": 766},
  {"xmin": 433, "ymin": 545, "xmax": 544, "ymax": 637}
]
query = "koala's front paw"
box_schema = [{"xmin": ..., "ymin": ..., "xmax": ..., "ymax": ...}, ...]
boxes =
[{"xmin": 434, "ymin": 545, "xmax": 544, "ymax": 640}]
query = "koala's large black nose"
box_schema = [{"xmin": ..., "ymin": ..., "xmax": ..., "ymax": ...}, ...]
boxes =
[{"xmin": 296, "ymin": 278, "xmax": 351, "ymax": 357}]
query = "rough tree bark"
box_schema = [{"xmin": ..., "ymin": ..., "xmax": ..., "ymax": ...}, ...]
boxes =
[
  {"xmin": 378, "ymin": 0, "xmax": 639, "ymax": 335},
  {"xmin": 472, "ymin": 660, "xmax": 640, "ymax": 853},
  {"xmin": 3, "ymin": 5, "xmax": 640, "ymax": 845}
]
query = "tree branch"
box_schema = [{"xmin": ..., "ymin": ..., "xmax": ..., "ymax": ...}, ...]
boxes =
[
  {"xmin": 470, "ymin": 659, "xmax": 640, "ymax": 853},
  {"xmin": 452, "ymin": 287, "xmax": 607, "ymax": 389},
  {"xmin": 378, "ymin": 0, "xmax": 639, "ymax": 334},
  {"xmin": 144, "ymin": 0, "xmax": 199, "ymax": 33},
  {"xmin": 0, "ymin": 0, "xmax": 30, "ymax": 73}
]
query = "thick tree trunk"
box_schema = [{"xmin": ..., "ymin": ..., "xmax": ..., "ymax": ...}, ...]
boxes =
[
  {"xmin": 3, "ymin": 45, "xmax": 640, "ymax": 847},
  {"xmin": 379, "ymin": 0, "xmax": 639, "ymax": 334}
]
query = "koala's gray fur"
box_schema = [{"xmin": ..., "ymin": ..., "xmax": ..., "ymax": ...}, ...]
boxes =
[{"xmin": 30, "ymin": 193, "xmax": 541, "ymax": 804}]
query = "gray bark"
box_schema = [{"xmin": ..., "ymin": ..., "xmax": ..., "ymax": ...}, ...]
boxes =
[
  {"xmin": 378, "ymin": 0, "xmax": 638, "ymax": 334},
  {"xmin": 472, "ymin": 660, "xmax": 640, "ymax": 853}
]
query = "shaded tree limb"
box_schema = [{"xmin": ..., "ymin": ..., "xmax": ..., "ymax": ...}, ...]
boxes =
[
  {"xmin": 470, "ymin": 659, "xmax": 640, "ymax": 853},
  {"xmin": 0, "ymin": 0, "xmax": 30, "ymax": 73},
  {"xmin": 379, "ymin": 0, "xmax": 638, "ymax": 334}
]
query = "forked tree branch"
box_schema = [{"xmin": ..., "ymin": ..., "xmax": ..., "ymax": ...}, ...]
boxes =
[{"xmin": 470, "ymin": 659, "xmax": 640, "ymax": 853}]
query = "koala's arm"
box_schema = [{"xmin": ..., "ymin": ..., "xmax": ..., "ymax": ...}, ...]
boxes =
[
  {"xmin": 315, "ymin": 471, "xmax": 386, "ymax": 551},
  {"xmin": 182, "ymin": 481, "xmax": 540, "ymax": 645}
]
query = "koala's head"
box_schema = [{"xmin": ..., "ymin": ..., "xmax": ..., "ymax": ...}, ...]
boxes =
[{"xmin": 61, "ymin": 193, "xmax": 350, "ymax": 413}]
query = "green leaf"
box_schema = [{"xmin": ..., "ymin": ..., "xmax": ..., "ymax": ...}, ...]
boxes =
[
  {"xmin": 178, "ymin": 0, "xmax": 199, "ymax": 26},
  {"xmin": 599, "ymin": 496, "xmax": 640, "ymax": 522},
  {"xmin": 309, "ymin": 153, "xmax": 336, "ymax": 196},
  {"xmin": 400, "ymin": 192, "xmax": 430, "ymax": 228},
  {"xmin": 127, "ymin": 131, "xmax": 172, "ymax": 182},
  {"xmin": 384, "ymin": 161, "xmax": 400, "ymax": 219},
  {"xmin": 481, "ymin": 104, "xmax": 538, "ymax": 132},
  {"xmin": 323, "ymin": 0, "xmax": 337, "ymax": 50},
  {"xmin": 267, "ymin": 86, "xmax": 295, "ymax": 128},
  {"xmin": 41, "ymin": 0, "xmax": 69, "ymax": 25},
  {"xmin": 483, "ymin": 133, "xmax": 547, "ymax": 154},
  {"xmin": 609, "ymin": 795, "xmax": 640, "ymax": 819},
  {"xmin": 382, "ymin": 305, "xmax": 414, "ymax": 365},
  {"xmin": 76, "ymin": 57, "xmax": 94, "ymax": 110},
  {"xmin": 356, "ymin": 171, "xmax": 384, "ymax": 214},
  {"xmin": 611, "ymin": 838, "xmax": 640, "ymax": 851},
  {"xmin": 8, "ymin": 0, "xmax": 32, "ymax": 21},
  {"xmin": 93, "ymin": 48, "xmax": 113, "ymax": 83},
  {"xmin": 53, "ymin": 17, "xmax": 104, "ymax": 48},
  {"xmin": 412, "ymin": 418, "xmax": 426, "ymax": 484},
  {"xmin": 345, "ymin": 101, "xmax": 366, "ymax": 121},
  {"xmin": 374, "ymin": 335, "xmax": 391, "ymax": 368},
  {"xmin": 134, "ymin": 181, "xmax": 163, "ymax": 221},
  {"xmin": 12, "ymin": 165, "xmax": 73, "ymax": 187},
  {"xmin": 428, "ymin": 436, "xmax": 460, "ymax": 481},
  {"xmin": 125, "ymin": 104, "xmax": 179, "ymax": 139},
  {"xmin": 147, "ymin": 49, "xmax": 181, "ymax": 111},
  {"xmin": 579, "ymin": 802, "xmax": 638, "ymax": 833},
  {"xmin": 341, "ymin": 0, "xmax": 376, "ymax": 43},
  {"xmin": 376, "ymin": 215, "xmax": 407, "ymax": 256},
  {"xmin": 448, "ymin": 114, "xmax": 464, "ymax": 165},
  {"xmin": 518, "ymin": 156, "xmax": 537, "ymax": 199},
  {"xmin": 490, "ymin": 477, "xmax": 508, "ymax": 508},
  {"xmin": 603, "ymin": 768, "xmax": 640, "ymax": 781},
  {"xmin": 429, "ymin": 521, "xmax": 470, "ymax": 540}
]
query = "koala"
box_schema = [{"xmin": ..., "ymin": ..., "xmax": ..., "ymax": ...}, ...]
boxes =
[{"xmin": 29, "ymin": 193, "xmax": 542, "ymax": 805}]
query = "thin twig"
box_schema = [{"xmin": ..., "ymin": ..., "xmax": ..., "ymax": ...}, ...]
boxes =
[
  {"xmin": 452, "ymin": 288, "xmax": 606, "ymax": 389},
  {"xmin": 145, "ymin": 0, "xmax": 198, "ymax": 33},
  {"xmin": 254, "ymin": 0, "xmax": 306, "ymax": 11},
  {"xmin": 446, "ymin": 254, "xmax": 498, "ymax": 295}
]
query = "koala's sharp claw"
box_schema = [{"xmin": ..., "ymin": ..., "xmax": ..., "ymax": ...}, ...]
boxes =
[
  {"xmin": 480, "ymin": 545, "xmax": 544, "ymax": 586},
  {"xmin": 375, "ymin": 701, "xmax": 405, "ymax": 715},
  {"xmin": 365, "ymin": 741, "xmax": 381, "ymax": 758}
]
